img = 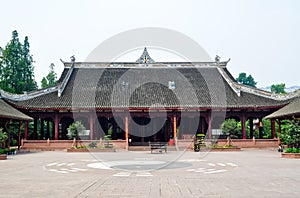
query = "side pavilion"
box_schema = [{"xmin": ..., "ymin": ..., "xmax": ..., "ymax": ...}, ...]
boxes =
[
  {"xmin": 0, "ymin": 98, "xmax": 33, "ymax": 148},
  {"xmin": 265, "ymin": 95, "xmax": 300, "ymax": 120}
]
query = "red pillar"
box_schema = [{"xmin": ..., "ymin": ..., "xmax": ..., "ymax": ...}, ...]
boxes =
[
  {"xmin": 125, "ymin": 115, "xmax": 129, "ymax": 149},
  {"xmin": 173, "ymin": 115, "xmax": 177, "ymax": 140},
  {"xmin": 241, "ymin": 114, "xmax": 246, "ymax": 139},
  {"xmin": 89, "ymin": 114, "xmax": 95, "ymax": 140},
  {"xmin": 18, "ymin": 122, "xmax": 22, "ymax": 149},
  {"xmin": 271, "ymin": 119, "xmax": 276, "ymax": 138},
  {"xmin": 54, "ymin": 112, "xmax": 59, "ymax": 140},
  {"xmin": 24, "ymin": 121, "xmax": 29, "ymax": 140},
  {"xmin": 207, "ymin": 114, "xmax": 212, "ymax": 139}
]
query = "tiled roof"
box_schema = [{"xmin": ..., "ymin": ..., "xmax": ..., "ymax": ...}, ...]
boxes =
[
  {"xmin": 0, "ymin": 99, "xmax": 32, "ymax": 121},
  {"xmin": 265, "ymin": 97, "xmax": 300, "ymax": 119},
  {"xmin": 7, "ymin": 64, "xmax": 286, "ymax": 110}
]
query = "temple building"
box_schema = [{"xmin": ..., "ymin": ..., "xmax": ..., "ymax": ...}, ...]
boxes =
[{"xmin": 0, "ymin": 48, "xmax": 299, "ymax": 147}]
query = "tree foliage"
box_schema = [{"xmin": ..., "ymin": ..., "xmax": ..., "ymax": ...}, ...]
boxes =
[
  {"xmin": 279, "ymin": 119, "xmax": 300, "ymax": 147},
  {"xmin": 221, "ymin": 119, "xmax": 242, "ymax": 139},
  {"xmin": 0, "ymin": 30, "xmax": 37, "ymax": 93},
  {"xmin": 236, "ymin": 72, "xmax": 257, "ymax": 88},
  {"xmin": 0, "ymin": 128, "xmax": 8, "ymax": 148},
  {"xmin": 41, "ymin": 77, "xmax": 48, "ymax": 89},
  {"xmin": 262, "ymin": 119, "xmax": 273, "ymax": 139},
  {"xmin": 67, "ymin": 121, "xmax": 86, "ymax": 140},
  {"xmin": 41, "ymin": 63, "xmax": 57, "ymax": 88},
  {"xmin": 271, "ymin": 83, "xmax": 286, "ymax": 94}
]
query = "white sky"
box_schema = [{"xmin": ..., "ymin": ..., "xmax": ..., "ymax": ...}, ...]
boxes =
[{"xmin": 0, "ymin": 0, "xmax": 299, "ymax": 87}]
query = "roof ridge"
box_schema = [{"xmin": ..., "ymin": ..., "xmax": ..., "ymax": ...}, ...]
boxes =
[
  {"xmin": 0, "ymin": 86, "xmax": 59, "ymax": 101},
  {"xmin": 58, "ymin": 59, "xmax": 75, "ymax": 97},
  {"xmin": 238, "ymin": 84, "xmax": 300, "ymax": 101},
  {"xmin": 216, "ymin": 66, "xmax": 241, "ymax": 96}
]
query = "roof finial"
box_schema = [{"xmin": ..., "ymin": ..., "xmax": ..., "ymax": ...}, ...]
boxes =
[
  {"xmin": 70, "ymin": 55, "xmax": 75, "ymax": 63},
  {"xmin": 215, "ymin": 55, "xmax": 220, "ymax": 63},
  {"xmin": 136, "ymin": 47, "xmax": 155, "ymax": 64}
]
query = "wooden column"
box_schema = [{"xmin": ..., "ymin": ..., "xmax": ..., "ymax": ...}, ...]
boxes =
[
  {"xmin": 173, "ymin": 115, "xmax": 177, "ymax": 140},
  {"xmin": 24, "ymin": 121, "xmax": 28, "ymax": 140},
  {"xmin": 271, "ymin": 119, "xmax": 276, "ymax": 138},
  {"xmin": 54, "ymin": 112, "xmax": 59, "ymax": 140},
  {"xmin": 18, "ymin": 122, "xmax": 22, "ymax": 150},
  {"xmin": 89, "ymin": 114, "xmax": 95, "ymax": 140},
  {"xmin": 241, "ymin": 114, "xmax": 246, "ymax": 139},
  {"xmin": 207, "ymin": 114, "xmax": 212, "ymax": 139},
  {"xmin": 125, "ymin": 116, "xmax": 129, "ymax": 149}
]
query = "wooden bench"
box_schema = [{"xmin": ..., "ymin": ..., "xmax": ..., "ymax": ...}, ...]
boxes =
[{"xmin": 149, "ymin": 142, "xmax": 167, "ymax": 153}]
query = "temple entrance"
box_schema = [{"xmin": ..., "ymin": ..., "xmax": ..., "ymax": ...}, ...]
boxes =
[
  {"xmin": 177, "ymin": 116, "xmax": 208, "ymax": 139},
  {"xmin": 128, "ymin": 117, "xmax": 171, "ymax": 146}
]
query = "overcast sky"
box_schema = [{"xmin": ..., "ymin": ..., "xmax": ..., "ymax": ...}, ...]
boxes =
[{"xmin": 1, "ymin": 0, "xmax": 299, "ymax": 88}]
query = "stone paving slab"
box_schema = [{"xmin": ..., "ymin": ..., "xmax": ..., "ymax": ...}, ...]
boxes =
[{"xmin": 0, "ymin": 149, "xmax": 300, "ymax": 197}]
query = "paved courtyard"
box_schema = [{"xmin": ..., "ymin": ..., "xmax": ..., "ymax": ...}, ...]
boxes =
[{"xmin": 1, "ymin": 148, "xmax": 300, "ymax": 198}]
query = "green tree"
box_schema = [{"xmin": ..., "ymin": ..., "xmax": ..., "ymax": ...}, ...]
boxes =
[
  {"xmin": 271, "ymin": 83, "xmax": 286, "ymax": 94},
  {"xmin": 41, "ymin": 77, "xmax": 48, "ymax": 88},
  {"xmin": 0, "ymin": 30, "xmax": 37, "ymax": 93},
  {"xmin": 22, "ymin": 36, "xmax": 37, "ymax": 91},
  {"xmin": 236, "ymin": 72, "xmax": 257, "ymax": 88},
  {"xmin": 262, "ymin": 119, "xmax": 273, "ymax": 138},
  {"xmin": 0, "ymin": 128, "xmax": 8, "ymax": 148},
  {"xmin": 41, "ymin": 63, "xmax": 57, "ymax": 88},
  {"xmin": 221, "ymin": 119, "xmax": 242, "ymax": 139},
  {"xmin": 67, "ymin": 121, "xmax": 86, "ymax": 140},
  {"xmin": 280, "ymin": 119, "xmax": 300, "ymax": 147}
]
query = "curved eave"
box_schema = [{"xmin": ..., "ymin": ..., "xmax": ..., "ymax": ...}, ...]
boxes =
[
  {"xmin": 265, "ymin": 112, "xmax": 300, "ymax": 120},
  {"xmin": 0, "ymin": 115, "xmax": 32, "ymax": 121},
  {"xmin": 10, "ymin": 104, "xmax": 284, "ymax": 112}
]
